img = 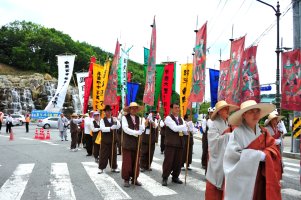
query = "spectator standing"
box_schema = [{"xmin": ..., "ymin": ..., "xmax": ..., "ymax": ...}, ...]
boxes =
[
  {"xmin": 58, "ymin": 113, "xmax": 69, "ymax": 141},
  {"xmin": 6, "ymin": 114, "xmax": 13, "ymax": 134},
  {"xmin": 25, "ymin": 114, "xmax": 30, "ymax": 133}
]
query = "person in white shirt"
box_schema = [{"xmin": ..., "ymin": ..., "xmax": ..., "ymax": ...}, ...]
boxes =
[
  {"xmin": 84, "ymin": 111, "xmax": 93, "ymax": 156},
  {"xmin": 6, "ymin": 114, "xmax": 13, "ymax": 134}
]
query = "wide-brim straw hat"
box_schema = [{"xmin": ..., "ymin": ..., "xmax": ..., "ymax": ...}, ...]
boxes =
[
  {"xmin": 123, "ymin": 102, "xmax": 144, "ymax": 112},
  {"xmin": 264, "ymin": 112, "xmax": 284, "ymax": 126},
  {"xmin": 211, "ymin": 100, "xmax": 239, "ymax": 120},
  {"xmin": 228, "ymin": 100, "xmax": 276, "ymax": 126},
  {"xmin": 71, "ymin": 113, "xmax": 78, "ymax": 117}
]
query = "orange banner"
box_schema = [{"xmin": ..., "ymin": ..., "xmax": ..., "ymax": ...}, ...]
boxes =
[{"xmin": 180, "ymin": 63, "xmax": 193, "ymax": 117}]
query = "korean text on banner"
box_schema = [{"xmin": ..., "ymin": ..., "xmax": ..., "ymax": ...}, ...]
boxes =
[
  {"xmin": 180, "ymin": 63, "xmax": 193, "ymax": 117},
  {"xmin": 162, "ymin": 63, "xmax": 174, "ymax": 117}
]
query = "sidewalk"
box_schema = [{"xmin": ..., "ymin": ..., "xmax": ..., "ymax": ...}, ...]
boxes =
[{"xmin": 194, "ymin": 134, "xmax": 300, "ymax": 160}]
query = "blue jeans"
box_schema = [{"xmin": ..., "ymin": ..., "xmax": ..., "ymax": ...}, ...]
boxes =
[{"xmin": 60, "ymin": 130, "xmax": 67, "ymax": 140}]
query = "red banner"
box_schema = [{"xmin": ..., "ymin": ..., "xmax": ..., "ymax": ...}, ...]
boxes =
[
  {"xmin": 161, "ymin": 63, "xmax": 174, "ymax": 117},
  {"xmin": 240, "ymin": 46, "xmax": 260, "ymax": 103},
  {"xmin": 225, "ymin": 36, "xmax": 245, "ymax": 105},
  {"xmin": 143, "ymin": 17, "xmax": 156, "ymax": 106},
  {"xmin": 104, "ymin": 40, "xmax": 120, "ymax": 106},
  {"xmin": 281, "ymin": 49, "xmax": 301, "ymax": 111},
  {"xmin": 218, "ymin": 59, "xmax": 230, "ymax": 101},
  {"xmin": 189, "ymin": 22, "xmax": 207, "ymax": 103},
  {"xmin": 83, "ymin": 56, "xmax": 96, "ymax": 114},
  {"xmin": 111, "ymin": 96, "xmax": 121, "ymax": 117}
]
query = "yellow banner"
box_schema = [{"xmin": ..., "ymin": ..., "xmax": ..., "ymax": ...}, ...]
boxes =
[
  {"xmin": 93, "ymin": 61, "xmax": 110, "ymax": 111},
  {"xmin": 180, "ymin": 63, "xmax": 193, "ymax": 117}
]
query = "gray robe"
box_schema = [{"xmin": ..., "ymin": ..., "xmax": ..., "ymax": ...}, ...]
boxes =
[
  {"xmin": 223, "ymin": 123, "xmax": 263, "ymax": 200},
  {"xmin": 58, "ymin": 117, "xmax": 69, "ymax": 132},
  {"xmin": 206, "ymin": 115, "xmax": 229, "ymax": 189}
]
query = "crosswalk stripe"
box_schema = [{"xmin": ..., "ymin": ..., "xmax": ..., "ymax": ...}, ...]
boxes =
[
  {"xmin": 117, "ymin": 161, "xmax": 177, "ymax": 197},
  {"xmin": 82, "ymin": 162, "xmax": 131, "ymax": 200},
  {"xmin": 151, "ymin": 162, "xmax": 206, "ymax": 192},
  {"xmin": 48, "ymin": 163, "xmax": 76, "ymax": 200},
  {"xmin": 152, "ymin": 157, "xmax": 161, "ymax": 161},
  {"xmin": 0, "ymin": 163, "xmax": 35, "ymax": 200},
  {"xmin": 282, "ymin": 188, "xmax": 301, "ymax": 197},
  {"xmin": 41, "ymin": 141, "xmax": 59, "ymax": 146},
  {"xmin": 192, "ymin": 159, "xmax": 202, "ymax": 164},
  {"xmin": 283, "ymin": 173, "xmax": 299, "ymax": 181},
  {"xmin": 284, "ymin": 166, "xmax": 299, "ymax": 173},
  {"xmin": 284, "ymin": 162, "xmax": 299, "ymax": 168}
]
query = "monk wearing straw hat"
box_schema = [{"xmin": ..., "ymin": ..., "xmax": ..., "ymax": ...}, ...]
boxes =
[
  {"xmin": 205, "ymin": 100, "xmax": 239, "ymax": 200},
  {"xmin": 223, "ymin": 100, "xmax": 282, "ymax": 200},
  {"xmin": 121, "ymin": 102, "xmax": 145, "ymax": 187}
]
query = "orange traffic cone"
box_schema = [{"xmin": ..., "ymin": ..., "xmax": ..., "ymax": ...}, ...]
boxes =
[
  {"xmin": 45, "ymin": 129, "xmax": 50, "ymax": 140},
  {"xmin": 39, "ymin": 128, "xmax": 45, "ymax": 140},
  {"xmin": 9, "ymin": 130, "xmax": 14, "ymax": 141},
  {"xmin": 34, "ymin": 128, "xmax": 39, "ymax": 139}
]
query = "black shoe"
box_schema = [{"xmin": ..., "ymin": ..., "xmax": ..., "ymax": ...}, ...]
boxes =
[
  {"xmin": 162, "ymin": 178, "xmax": 168, "ymax": 186},
  {"xmin": 86, "ymin": 154, "xmax": 92, "ymax": 156},
  {"xmin": 187, "ymin": 167, "xmax": 192, "ymax": 171},
  {"xmin": 98, "ymin": 170, "xmax": 103, "ymax": 174},
  {"xmin": 61, "ymin": 140, "xmax": 64, "ymax": 141},
  {"xmin": 111, "ymin": 169, "xmax": 120, "ymax": 173},
  {"xmin": 140, "ymin": 168, "xmax": 146, "ymax": 172},
  {"xmin": 172, "ymin": 178, "xmax": 183, "ymax": 184},
  {"xmin": 161, "ymin": 151, "xmax": 163, "ymax": 154},
  {"xmin": 65, "ymin": 139, "xmax": 68, "ymax": 141},
  {"xmin": 147, "ymin": 168, "xmax": 152, "ymax": 171}
]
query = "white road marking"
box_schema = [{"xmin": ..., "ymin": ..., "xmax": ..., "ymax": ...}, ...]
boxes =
[
  {"xmin": 82, "ymin": 162, "xmax": 131, "ymax": 200},
  {"xmin": 151, "ymin": 162, "xmax": 206, "ymax": 192},
  {"xmin": 284, "ymin": 162, "xmax": 300, "ymax": 168},
  {"xmin": 284, "ymin": 166, "xmax": 299, "ymax": 173},
  {"xmin": 192, "ymin": 159, "xmax": 202, "ymax": 164},
  {"xmin": 117, "ymin": 161, "xmax": 177, "ymax": 197},
  {"xmin": 20, "ymin": 137, "xmax": 35, "ymax": 141},
  {"xmin": 152, "ymin": 157, "xmax": 161, "ymax": 161},
  {"xmin": 283, "ymin": 173, "xmax": 299, "ymax": 181},
  {"xmin": 0, "ymin": 135, "xmax": 9, "ymax": 138},
  {"xmin": 0, "ymin": 163, "xmax": 35, "ymax": 200},
  {"xmin": 281, "ymin": 188, "xmax": 301, "ymax": 197},
  {"xmin": 41, "ymin": 141, "xmax": 58, "ymax": 146},
  {"xmin": 48, "ymin": 163, "xmax": 76, "ymax": 200}
]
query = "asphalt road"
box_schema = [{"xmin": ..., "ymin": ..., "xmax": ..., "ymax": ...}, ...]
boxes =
[{"xmin": 0, "ymin": 124, "xmax": 300, "ymax": 200}]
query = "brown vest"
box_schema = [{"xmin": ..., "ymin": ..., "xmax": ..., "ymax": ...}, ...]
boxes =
[
  {"xmin": 102, "ymin": 117, "xmax": 114, "ymax": 144},
  {"xmin": 142, "ymin": 124, "xmax": 156, "ymax": 144},
  {"xmin": 164, "ymin": 115, "xmax": 184, "ymax": 148},
  {"xmin": 70, "ymin": 119, "xmax": 79, "ymax": 134},
  {"xmin": 122, "ymin": 114, "xmax": 139, "ymax": 151},
  {"xmin": 93, "ymin": 120, "xmax": 100, "ymax": 137}
]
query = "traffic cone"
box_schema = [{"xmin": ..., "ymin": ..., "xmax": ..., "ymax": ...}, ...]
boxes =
[
  {"xmin": 34, "ymin": 128, "xmax": 39, "ymax": 139},
  {"xmin": 45, "ymin": 129, "xmax": 50, "ymax": 140},
  {"xmin": 9, "ymin": 130, "xmax": 14, "ymax": 141},
  {"xmin": 39, "ymin": 128, "xmax": 45, "ymax": 140}
]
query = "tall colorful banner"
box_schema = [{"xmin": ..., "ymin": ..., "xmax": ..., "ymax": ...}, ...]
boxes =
[
  {"xmin": 111, "ymin": 96, "xmax": 121, "ymax": 117},
  {"xmin": 45, "ymin": 55, "xmax": 76, "ymax": 112},
  {"xmin": 144, "ymin": 47, "xmax": 150, "ymax": 65},
  {"xmin": 143, "ymin": 17, "xmax": 156, "ymax": 106},
  {"xmin": 209, "ymin": 69, "xmax": 220, "ymax": 108},
  {"xmin": 180, "ymin": 63, "xmax": 193, "ymax": 117},
  {"xmin": 118, "ymin": 48, "xmax": 129, "ymax": 109},
  {"xmin": 92, "ymin": 61, "xmax": 110, "ymax": 111},
  {"xmin": 189, "ymin": 22, "xmax": 207, "ymax": 104},
  {"xmin": 225, "ymin": 36, "xmax": 245, "ymax": 105},
  {"xmin": 83, "ymin": 57, "xmax": 96, "ymax": 114},
  {"xmin": 75, "ymin": 72, "xmax": 88, "ymax": 112},
  {"xmin": 126, "ymin": 82, "xmax": 140, "ymax": 106},
  {"xmin": 104, "ymin": 40, "xmax": 120, "ymax": 106},
  {"xmin": 171, "ymin": 62, "xmax": 178, "ymax": 103},
  {"xmin": 281, "ymin": 49, "xmax": 301, "ymax": 111},
  {"xmin": 154, "ymin": 64, "xmax": 165, "ymax": 108},
  {"xmin": 162, "ymin": 63, "xmax": 174, "ymax": 117},
  {"xmin": 240, "ymin": 46, "xmax": 260, "ymax": 103},
  {"xmin": 218, "ymin": 59, "xmax": 230, "ymax": 101}
]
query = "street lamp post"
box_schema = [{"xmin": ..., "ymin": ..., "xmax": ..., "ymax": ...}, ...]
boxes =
[{"xmin": 257, "ymin": 0, "xmax": 281, "ymax": 112}]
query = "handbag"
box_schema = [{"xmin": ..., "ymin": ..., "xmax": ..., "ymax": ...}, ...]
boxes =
[{"xmin": 95, "ymin": 132, "xmax": 102, "ymax": 144}]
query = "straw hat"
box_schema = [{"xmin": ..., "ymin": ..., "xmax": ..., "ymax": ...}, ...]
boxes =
[
  {"xmin": 71, "ymin": 113, "xmax": 78, "ymax": 117},
  {"xmin": 228, "ymin": 100, "xmax": 276, "ymax": 126},
  {"xmin": 211, "ymin": 100, "xmax": 239, "ymax": 120},
  {"xmin": 123, "ymin": 102, "xmax": 144, "ymax": 112},
  {"xmin": 264, "ymin": 112, "xmax": 284, "ymax": 126}
]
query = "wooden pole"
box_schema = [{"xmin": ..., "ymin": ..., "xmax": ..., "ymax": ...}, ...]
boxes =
[
  {"xmin": 185, "ymin": 109, "xmax": 193, "ymax": 185},
  {"xmin": 134, "ymin": 117, "xmax": 142, "ymax": 185},
  {"xmin": 111, "ymin": 128, "xmax": 115, "ymax": 170},
  {"xmin": 148, "ymin": 122, "xmax": 152, "ymax": 169}
]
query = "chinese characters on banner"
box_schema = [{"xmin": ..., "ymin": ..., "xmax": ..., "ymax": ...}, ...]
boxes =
[
  {"xmin": 76, "ymin": 72, "xmax": 88, "ymax": 112},
  {"xmin": 218, "ymin": 59, "xmax": 230, "ymax": 101},
  {"xmin": 180, "ymin": 63, "xmax": 193, "ymax": 117},
  {"xmin": 281, "ymin": 49, "xmax": 301, "ymax": 111},
  {"xmin": 104, "ymin": 40, "xmax": 120, "ymax": 106},
  {"xmin": 143, "ymin": 17, "xmax": 156, "ymax": 106},
  {"xmin": 240, "ymin": 46, "xmax": 260, "ymax": 103},
  {"xmin": 161, "ymin": 63, "xmax": 174, "ymax": 117},
  {"xmin": 225, "ymin": 36, "xmax": 245, "ymax": 105},
  {"xmin": 45, "ymin": 55, "xmax": 76, "ymax": 112},
  {"xmin": 189, "ymin": 22, "xmax": 207, "ymax": 104},
  {"xmin": 92, "ymin": 61, "xmax": 110, "ymax": 111}
]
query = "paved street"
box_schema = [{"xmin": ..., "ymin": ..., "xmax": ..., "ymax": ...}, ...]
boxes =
[{"xmin": 0, "ymin": 124, "xmax": 300, "ymax": 200}]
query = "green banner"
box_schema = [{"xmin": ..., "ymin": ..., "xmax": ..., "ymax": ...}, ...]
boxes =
[
  {"xmin": 154, "ymin": 64, "xmax": 165, "ymax": 108},
  {"xmin": 144, "ymin": 47, "xmax": 150, "ymax": 65}
]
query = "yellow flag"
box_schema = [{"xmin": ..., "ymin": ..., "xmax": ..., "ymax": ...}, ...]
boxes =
[
  {"xmin": 180, "ymin": 63, "xmax": 193, "ymax": 117},
  {"xmin": 93, "ymin": 61, "xmax": 110, "ymax": 111}
]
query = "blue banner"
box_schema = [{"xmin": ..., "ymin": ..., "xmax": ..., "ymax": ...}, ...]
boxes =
[
  {"xmin": 31, "ymin": 110, "xmax": 61, "ymax": 119},
  {"xmin": 127, "ymin": 82, "xmax": 140, "ymax": 106},
  {"xmin": 209, "ymin": 69, "xmax": 220, "ymax": 107}
]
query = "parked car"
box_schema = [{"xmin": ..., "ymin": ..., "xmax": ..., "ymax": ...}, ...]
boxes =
[
  {"xmin": 11, "ymin": 114, "xmax": 25, "ymax": 126},
  {"xmin": 37, "ymin": 117, "xmax": 70, "ymax": 129}
]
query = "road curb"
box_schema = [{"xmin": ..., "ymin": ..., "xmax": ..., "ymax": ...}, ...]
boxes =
[{"xmin": 193, "ymin": 136, "xmax": 301, "ymax": 160}]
